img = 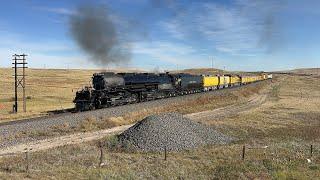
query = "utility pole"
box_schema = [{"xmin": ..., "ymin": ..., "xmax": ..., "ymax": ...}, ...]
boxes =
[
  {"xmin": 211, "ymin": 57, "xmax": 214, "ymax": 69},
  {"xmin": 12, "ymin": 54, "xmax": 28, "ymax": 113}
]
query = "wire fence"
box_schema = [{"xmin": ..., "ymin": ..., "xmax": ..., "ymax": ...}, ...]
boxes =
[{"xmin": 0, "ymin": 142, "xmax": 318, "ymax": 175}]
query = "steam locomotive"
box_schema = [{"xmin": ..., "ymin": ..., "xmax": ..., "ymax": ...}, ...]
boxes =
[{"xmin": 73, "ymin": 72, "xmax": 270, "ymax": 111}]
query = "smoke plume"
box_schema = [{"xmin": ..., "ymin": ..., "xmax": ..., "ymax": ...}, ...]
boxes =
[
  {"xmin": 253, "ymin": 1, "xmax": 285, "ymax": 53},
  {"xmin": 69, "ymin": 5, "xmax": 130, "ymax": 66}
]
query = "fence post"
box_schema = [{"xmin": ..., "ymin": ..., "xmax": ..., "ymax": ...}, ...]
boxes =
[
  {"xmin": 24, "ymin": 148, "xmax": 30, "ymax": 174},
  {"xmin": 99, "ymin": 141, "xmax": 104, "ymax": 167},
  {"xmin": 164, "ymin": 146, "xmax": 167, "ymax": 161},
  {"xmin": 242, "ymin": 145, "xmax": 246, "ymax": 160},
  {"xmin": 310, "ymin": 144, "xmax": 313, "ymax": 158}
]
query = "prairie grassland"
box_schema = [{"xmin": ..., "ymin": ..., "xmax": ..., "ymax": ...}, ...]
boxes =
[
  {"xmin": 0, "ymin": 74, "xmax": 319, "ymax": 179},
  {"xmin": 0, "ymin": 68, "xmax": 97, "ymax": 121},
  {"xmin": 212, "ymin": 75, "xmax": 320, "ymax": 142},
  {"xmin": 289, "ymin": 68, "xmax": 320, "ymax": 76}
]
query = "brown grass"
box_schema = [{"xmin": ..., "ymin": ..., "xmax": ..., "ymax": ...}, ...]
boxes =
[
  {"xmin": 289, "ymin": 68, "xmax": 320, "ymax": 76},
  {"xmin": 1, "ymin": 74, "xmax": 319, "ymax": 179},
  {"xmin": 0, "ymin": 139, "xmax": 318, "ymax": 179},
  {"xmin": 0, "ymin": 68, "xmax": 97, "ymax": 121}
]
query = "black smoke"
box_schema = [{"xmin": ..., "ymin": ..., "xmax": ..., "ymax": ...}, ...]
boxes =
[
  {"xmin": 69, "ymin": 5, "xmax": 130, "ymax": 66},
  {"xmin": 248, "ymin": 0, "xmax": 286, "ymax": 53}
]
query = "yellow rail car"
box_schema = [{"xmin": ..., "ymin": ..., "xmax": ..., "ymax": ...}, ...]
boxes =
[
  {"xmin": 203, "ymin": 75, "xmax": 219, "ymax": 91},
  {"xmin": 252, "ymin": 76, "xmax": 259, "ymax": 82},
  {"xmin": 241, "ymin": 76, "xmax": 250, "ymax": 84},
  {"xmin": 230, "ymin": 75, "xmax": 241, "ymax": 86},
  {"xmin": 262, "ymin": 74, "xmax": 267, "ymax": 80},
  {"xmin": 250, "ymin": 76, "xmax": 256, "ymax": 82},
  {"xmin": 219, "ymin": 76, "xmax": 230, "ymax": 88},
  {"xmin": 203, "ymin": 73, "xmax": 269, "ymax": 91}
]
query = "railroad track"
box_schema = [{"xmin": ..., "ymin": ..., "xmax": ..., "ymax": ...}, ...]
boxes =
[{"xmin": 186, "ymin": 93, "xmax": 268, "ymax": 122}]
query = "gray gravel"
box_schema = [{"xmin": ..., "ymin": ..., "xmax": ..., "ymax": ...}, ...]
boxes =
[
  {"xmin": 118, "ymin": 113, "xmax": 232, "ymax": 152},
  {"xmin": 0, "ymin": 82, "xmax": 261, "ymax": 149}
]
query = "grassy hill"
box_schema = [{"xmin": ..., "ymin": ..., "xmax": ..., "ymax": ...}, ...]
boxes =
[
  {"xmin": 289, "ymin": 68, "xmax": 320, "ymax": 75},
  {"xmin": 171, "ymin": 68, "xmax": 226, "ymax": 75}
]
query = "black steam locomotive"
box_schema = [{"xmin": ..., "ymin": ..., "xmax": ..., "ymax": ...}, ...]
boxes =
[{"xmin": 73, "ymin": 72, "xmax": 203, "ymax": 111}]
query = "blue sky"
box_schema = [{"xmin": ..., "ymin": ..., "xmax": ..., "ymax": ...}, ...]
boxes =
[{"xmin": 0, "ymin": 0, "xmax": 319, "ymax": 71}]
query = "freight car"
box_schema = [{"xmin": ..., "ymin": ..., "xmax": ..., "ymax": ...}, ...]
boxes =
[{"xmin": 74, "ymin": 72, "xmax": 272, "ymax": 111}]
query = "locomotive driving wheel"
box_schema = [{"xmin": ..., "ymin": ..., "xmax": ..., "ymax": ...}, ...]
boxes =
[
  {"xmin": 94, "ymin": 99, "xmax": 102, "ymax": 109},
  {"xmin": 131, "ymin": 93, "xmax": 139, "ymax": 103}
]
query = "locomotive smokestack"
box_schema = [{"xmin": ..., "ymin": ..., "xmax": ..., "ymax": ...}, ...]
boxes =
[{"xmin": 69, "ymin": 4, "xmax": 130, "ymax": 66}]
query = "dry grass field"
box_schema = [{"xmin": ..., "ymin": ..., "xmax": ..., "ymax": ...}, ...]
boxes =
[
  {"xmin": 0, "ymin": 68, "xmax": 97, "ymax": 121},
  {"xmin": 288, "ymin": 68, "xmax": 320, "ymax": 76},
  {"xmin": 0, "ymin": 73, "xmax": 319, "ymax": 179}
]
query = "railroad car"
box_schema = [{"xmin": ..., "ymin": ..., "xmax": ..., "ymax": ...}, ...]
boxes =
[
  {"xmin": 171, "ymin": 73, "xmax": 203, "ymax": 94},
  {"xmin": 262, "ymin": 74, "xmax": 268, "ymax": 80},
  {"xmin": 203, "ymin": 75, "xmax": 219, "ymax": 91},
  {"xmin": 230, "ymin": 75, "xmax": 241, "ymax": 86},
  {"xmin": 218, "ymin": 75, "xmax": 230, "ymax": 88},
  {"xmin": 241, "ymin": 76, "xmax": 250, "ymax": 84}
]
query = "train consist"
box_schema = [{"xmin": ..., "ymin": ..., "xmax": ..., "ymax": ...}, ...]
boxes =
[{"xmin": 74, "ymin": 72, "xmax": 272, "ymax": 111}]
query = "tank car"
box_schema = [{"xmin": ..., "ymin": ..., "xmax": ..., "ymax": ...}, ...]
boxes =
[{"xmin": 170, "ymin": 73, "xmax": 203, "ymax": 94}]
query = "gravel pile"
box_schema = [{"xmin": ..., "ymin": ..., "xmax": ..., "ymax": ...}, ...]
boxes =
[{"xmin": 118, "ymin": 113, "xmax": 232, "ymax": 152}]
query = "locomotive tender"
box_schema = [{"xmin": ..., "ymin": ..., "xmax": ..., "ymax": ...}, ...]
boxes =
[{"xmin": 74, "ymin": 72, "xmax": 271, "ymax": 111}]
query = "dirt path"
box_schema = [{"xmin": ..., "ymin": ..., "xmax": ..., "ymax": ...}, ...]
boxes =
[
  {"xmin": 0, "ymin": 124, "xmax": 133, "ymax": 156},
  {"xmin": 186, "ymin": 93, "xmax": 268, "ymax": 122},
  {"xmin": 0, "ymin": 86, "xmax": 271, "ymax": 156}
]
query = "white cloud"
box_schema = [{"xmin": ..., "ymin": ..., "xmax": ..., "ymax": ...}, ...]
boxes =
[
  {"xmin": 133, "ymin": 41, "xmax": 195, "ymax": 56},
  {"xmin": 0, "ymin": 32, "xmax": 86, "ymax": 68},
  {"xmin": 131, "ymin": 41, "xmax": 217, "ymax": 69},
  {"xmin": 159, "ymin": 21, "xmax": 186, "ymax": 39},
  {"xmin": 33, "ymin": 6, "xmax": 75, "ymax": 16},
  {"xmin": 160, "ymin": 0, "xmax": 282, "ymax": 56}
]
